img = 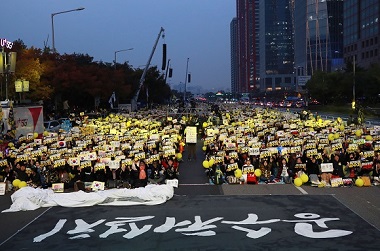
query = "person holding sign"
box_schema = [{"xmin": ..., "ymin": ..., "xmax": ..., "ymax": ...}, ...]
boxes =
[
  {"xmin": 185, "ymin": 126, "xmax": 197, "ymax": 161},
  {"xmin": 130, "ymin": 161, "xmax": 148, "ymax": 188},
  {"xmin": 259, "ymin": 158, "xmax": 272, "ymax": 183}
]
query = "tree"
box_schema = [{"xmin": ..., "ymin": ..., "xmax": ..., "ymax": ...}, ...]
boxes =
[{"xmin": 11, "ymin": 43, "xmax": 53, "ymax": 101}]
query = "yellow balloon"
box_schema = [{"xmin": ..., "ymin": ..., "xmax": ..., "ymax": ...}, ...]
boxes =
[
  {"xmin": 355, "ymin": 178, "xmax": 364, "ymax": 187},
  {"xmin": 202, "ymin": 122, "xmax": 208, "ymax": 128},
  {"xmin": 355, "ymin": 130, "xmax": 362, "ymax": 137},
  {"xmin": 234, "ymin": 169, "xmax": 242, "ymax": 178},
  {"xmin": 300, "ymin": 173, "xmax": 309, "ymax": 183},
  {"xmin": 202, "ymin": 160, "xmax": 210, "ymax": 169},
  {"xmin": 33, "ymin": 132, "xmax": 38, "ymax": 139},
  {"xmin": 12, "ymin": 179, "xmax": 21, "ymax": 188},
  {"xmin": 202, "ymin": 146, "xmax": 207, "ymax": 151},
  {"xmin": 294, "ymin": 177, "xmax": 303, "ymax": 187},
  {"xmin": 334, "ymin": 133, "xmax": 340, "ymax": 140},
  {"xmin": 176, "ymin": 153, "xmax": 182, "ymax": 160},
  {"xmin": 328, "ymin": 134, "xmax": 335, "ymax": 141},
  {"xmin": 19, "ymin": 181, "xmax": 27, "ymax": 188},
  {"xmin": 208, "ymin": 158, "xmax": 215, "ymax": 166},
  {"xmin": 365, "ymin": 135, "xmax": 373, "ymax": 141},
  {"xmin": 43, "ymin": 131, "xmax": 49, "ymax": 137},
  {"xmin": 254, "ymin": 169, "xmax": 261, "ymax": 177}
]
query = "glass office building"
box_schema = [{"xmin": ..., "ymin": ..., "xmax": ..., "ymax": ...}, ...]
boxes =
[
  {"xmin": 344, "ymin": 0, "xmax": 380, "ymax": 68},
  {"xmin": 235, "ymin": 0, "xmax": 260, "ymax": 93},
  {"xmin": 259, "ymin": 0, "xmax": 294, "ymax": 91},
  {"xmin": 294, "ymin": 0, "xmax": 344, "ymax": 75}
]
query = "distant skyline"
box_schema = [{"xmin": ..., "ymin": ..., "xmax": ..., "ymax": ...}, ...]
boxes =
[{"xmin": 2, "ymin": 0, "xmax": 236, "ymax": 92}]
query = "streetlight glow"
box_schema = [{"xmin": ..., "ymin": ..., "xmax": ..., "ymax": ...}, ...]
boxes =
[{"xmin": 51, "ymin": 7, "xmax": 85, "ymax": 53}]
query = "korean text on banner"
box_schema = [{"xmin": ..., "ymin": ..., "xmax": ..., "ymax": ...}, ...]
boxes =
[{"xmin": 185, "ymin": 126, "xmax": 197, "ymax": 144}]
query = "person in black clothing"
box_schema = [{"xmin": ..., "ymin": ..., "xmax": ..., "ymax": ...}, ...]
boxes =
[
  {"xmin": 164, "ymin": 158, "xmax": 179, "ymax": 180},
  {"xmin": 95, "ymin": 168, "xmax": 107, "ymax": 183},
  {"xmin": 332, "ymin": 154, "xmax": 344, "ymax": 177},
  {"xmin": 27, "ymin": 167, "xmax": 41, "ymax": 187},
  {"xmin": 0, "ymin": 165, "xmax": 14, "ymax": 183},
  {"xmin": 15, "ymin": 162, "xmax": 28, "ymax": 182},
  {"xmin": 148, "ymin": 160, "xmax": 165, "ymax": 184},
  {"xmin": 80, "ymin": 166, "xmax": 95, "ymax": 183},
  {"xmin": 115, "ymin": 164, "xmax": 132, "ymax": 188},
  {"xmin": 306, "ymin": 156, "xmax": 320, "ymax": 176}
]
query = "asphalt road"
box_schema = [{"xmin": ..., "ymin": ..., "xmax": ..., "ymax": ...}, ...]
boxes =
[{"xmin": 0, "ymin": 139, "xmax": 379, "ymax": 250}]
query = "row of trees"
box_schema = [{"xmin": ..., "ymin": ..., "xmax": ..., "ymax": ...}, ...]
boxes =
[
  {"xmin": 306, "ymin": 63, "xmax": 380, "ymax": 106},
  {"xmin": 1, "ymin": 40, "xmax": 172, "ymax": 112}
]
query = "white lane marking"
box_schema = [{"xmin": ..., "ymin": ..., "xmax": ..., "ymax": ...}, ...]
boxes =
[
  {"xmin": 295, "ymin": 186, "xmax": 308, "ymax": 194},
  {"xmin": 180, "ymin": 183, "xmax": 211, "ymax": 186},
  {"xmin": 0, "ymin": 207, "xmax": 52, "ymax": 246}
]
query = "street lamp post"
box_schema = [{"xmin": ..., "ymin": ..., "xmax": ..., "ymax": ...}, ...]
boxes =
[
  {"xmin": 0, "ymin": 49, "xmax": 17, "ymax": 100},
  {"xmin": 51, "ymin": 7, "xmax": 85, "ymax": 53},
  {"xmin": 114, "ymin": 48, "xmax": 134, "ymax": 69}
]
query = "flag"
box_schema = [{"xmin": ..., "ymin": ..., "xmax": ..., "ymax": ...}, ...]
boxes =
[
  {"xmin": 58, "ymin": 141, "xmax": 66, "ymax": 148},
  {"xmin": 108, "ymin": 91, "xmax": 116, "ymax": 109},
  {"xmin": 68, "ymin": 157, "xmax": 80, "ymax": 166}
]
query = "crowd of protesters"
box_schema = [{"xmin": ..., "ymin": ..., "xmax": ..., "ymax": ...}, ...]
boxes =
[
  {"xmin": 200, "ymin": 104, "xmax": 380, "ymax": 187},
  {"xmin": 0, "ymin": 110, "xmax": 184, "ymax": 192},
  {"xmin": 0, "ymin": 102, "xmax": 379, "ymax": 192}
]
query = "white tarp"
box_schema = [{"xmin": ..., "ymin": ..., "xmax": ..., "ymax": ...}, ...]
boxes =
[{"xmin": 2, "ymin": 184, "xmax": 174, "ymax": 213}]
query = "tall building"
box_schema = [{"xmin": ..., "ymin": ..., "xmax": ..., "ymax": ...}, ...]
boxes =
[
  {"xmin": 294, "ymin": 0, "xmax": 344, "ymax": 77},
  {"xmin": 343, "ymin": 0, "xmax": 380, "ymax": 68},
  {"xmin": 230, "ymin": 18, "xmax": 239, "ymax": 94},
  {"xmin": 259, "ymin": 0, "xmax": 294, "ymax": 91},
  {"xmin": 234, "ymin": 0, "xmax": 260, "ymax": 93}
]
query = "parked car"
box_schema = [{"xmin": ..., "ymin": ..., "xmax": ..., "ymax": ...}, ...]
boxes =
[
  {"xmin": 58, "ymin": 118, "xmax": 70, "ymax": 125},
  {"xmin": 44, "ymin": 120, "xmax": 61, "ymax": 132}
]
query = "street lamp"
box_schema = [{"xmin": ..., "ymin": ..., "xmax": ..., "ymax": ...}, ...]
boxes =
[
  {"xmin": 15, "ymin": 79, "xmax": 29, "ymax": 103},
  {"xmin": 114, "ymin": 48, "xmax": 134, "ymax": 69},
  {"xmin": 51, "ymin": 7, "xmax": 85, "ymax": 53}
]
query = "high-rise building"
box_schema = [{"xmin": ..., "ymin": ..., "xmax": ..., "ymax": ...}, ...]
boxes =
[
  {"xmin": 230, "ymin": 18, "xmax": 239, "ymax": 94},
  {"xmin": 259, "ymin": 0, "xmax": 294, "ymax": 91},
  {"xmin": 343, "ymin": 0, "xmax": 380, "ymax": 68},
  {"xmin": 234, "ymin": 0, "xmax": 260, "ymax": 93},
  {"xmin": 294, "ymin": 0, "xmax": 344, "ymax": 77}
]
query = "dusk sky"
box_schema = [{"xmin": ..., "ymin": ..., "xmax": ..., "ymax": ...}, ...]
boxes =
[{"xmin": 2, "ymin": 0, "xmax": 236, "ymax": 92}]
